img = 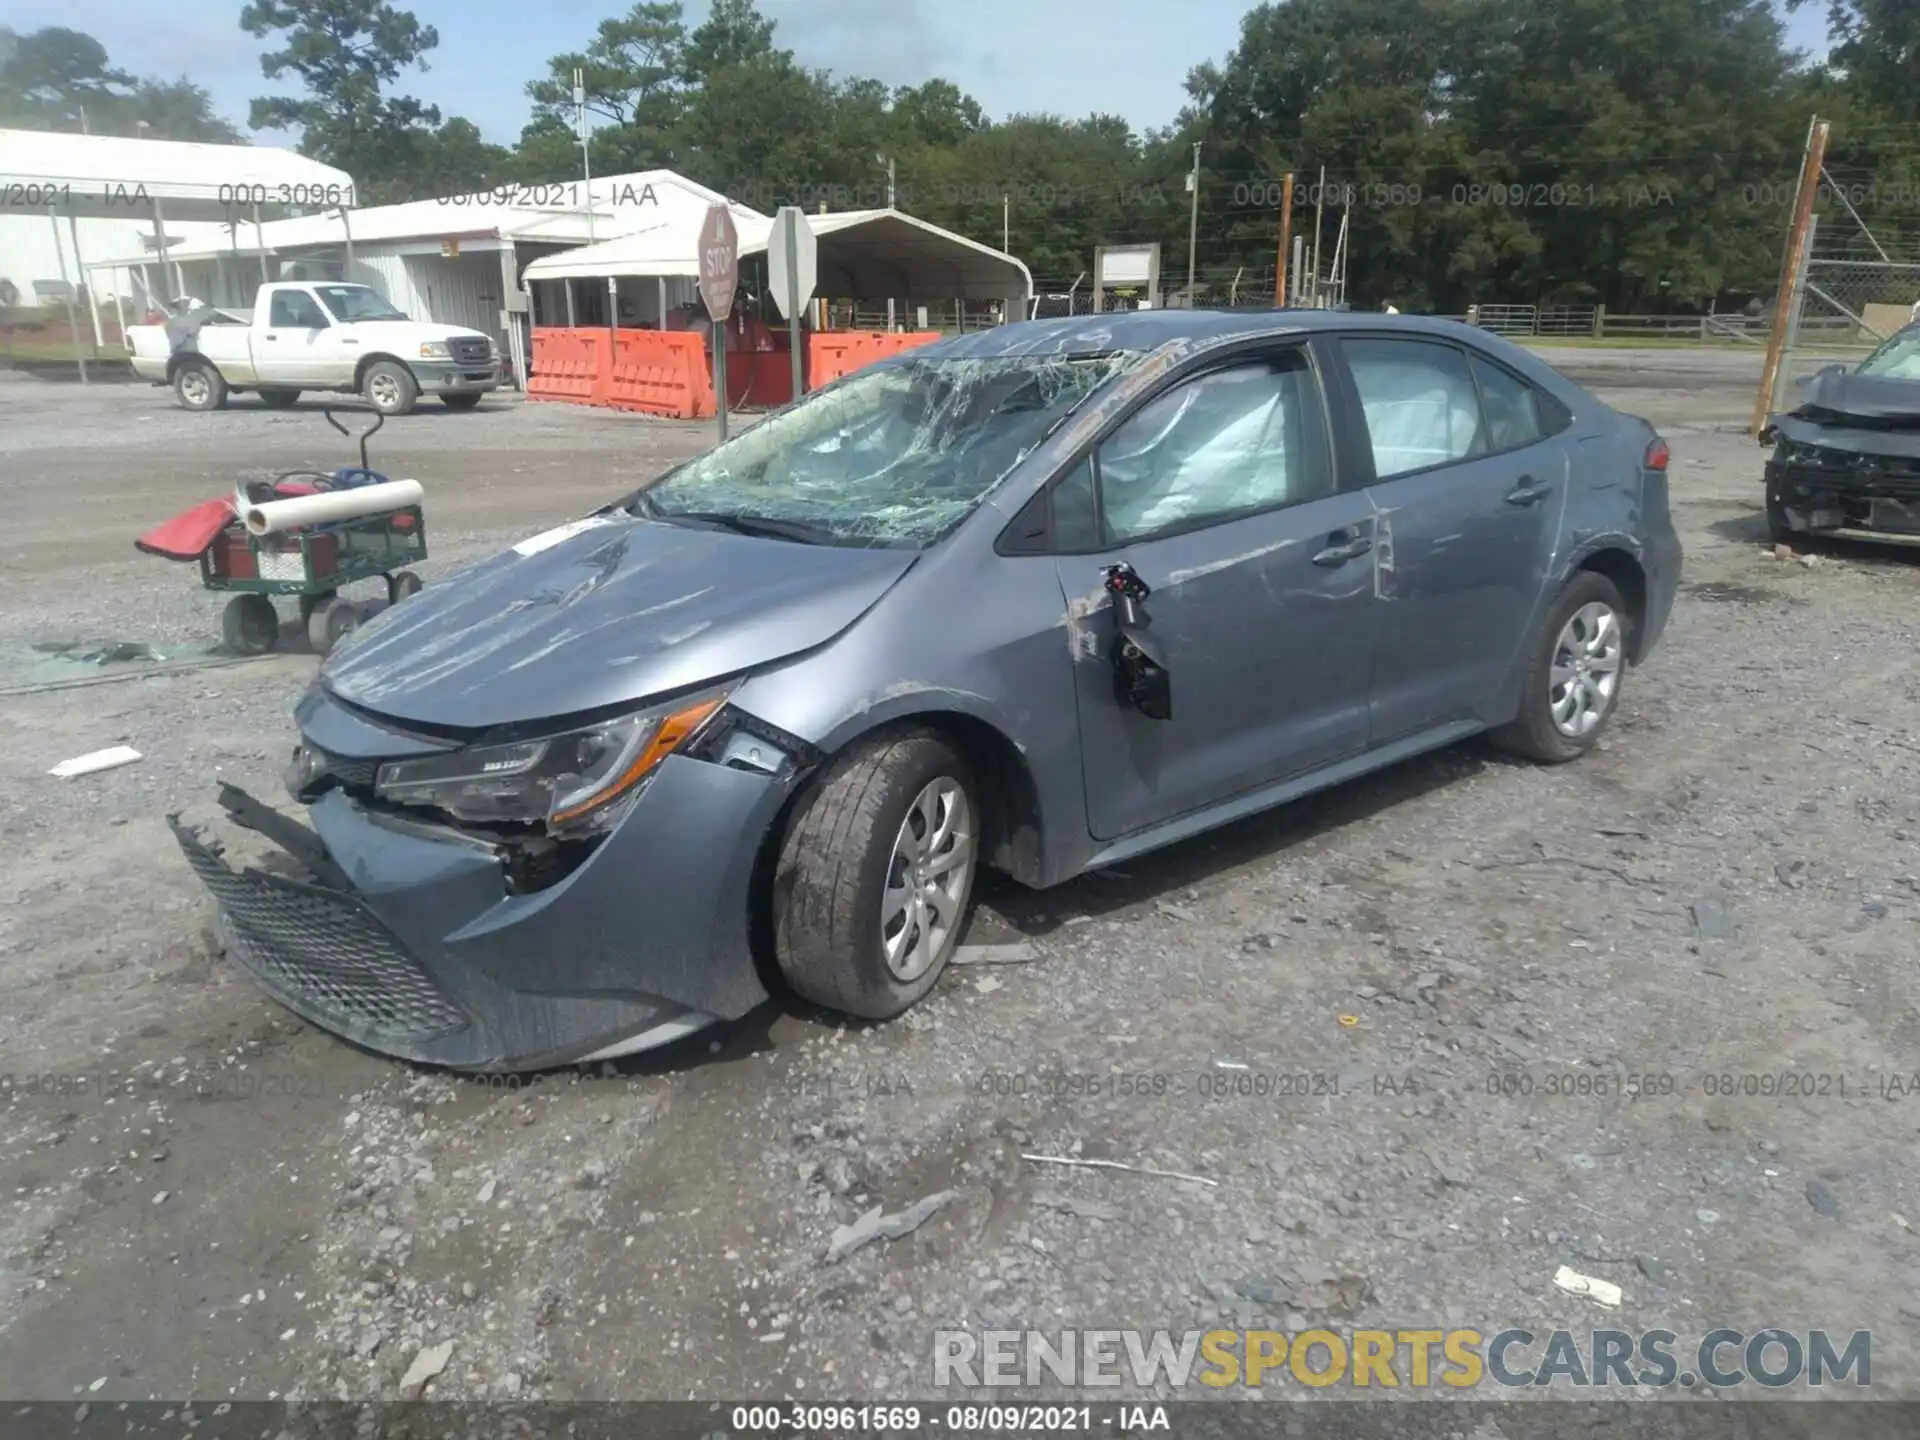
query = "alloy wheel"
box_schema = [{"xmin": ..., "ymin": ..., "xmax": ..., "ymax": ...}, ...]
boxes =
[
  {"xmin": 879, "ymin": 777, "xmax": 975, "ymax": 983},
  {"xmin": 1548, "ymin": 600, "xmax": 1622, "ymax": 738}
]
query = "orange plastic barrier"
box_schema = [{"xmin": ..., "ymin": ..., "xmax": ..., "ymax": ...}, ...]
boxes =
[
  {"xmin": 604, "ymin": 329, "xmax": 709, "ymax": 419},
  {"xmin": 807, "ymin": 330, "xmax": 943, "ymax": 388},
  {"xmin": 527, "ymin": 328, "xmax": 607, "ymax": 404}
]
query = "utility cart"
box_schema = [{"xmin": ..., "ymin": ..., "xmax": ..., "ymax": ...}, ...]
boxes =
[{"xmin": 201, "ymin": 409, "xmax": 428, "ymax": 656}]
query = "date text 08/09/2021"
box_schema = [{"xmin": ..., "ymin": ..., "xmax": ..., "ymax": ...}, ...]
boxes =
[{"xmin": 724, "ymin": 1404, "xmax": 1169, "ymax": 1434}]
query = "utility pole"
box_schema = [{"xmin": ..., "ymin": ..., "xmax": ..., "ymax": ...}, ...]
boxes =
[
  {"xmin": 574, "ymin": 69, "xmax": 595, "ymax": 244},
  {"xmin": 1753, "ymin": 116, "xmax": 1831, "ymax": 438},
  {"xmin": 1274, "ymin": 173, "xmax": 1294, "ymax": 307},
  {"xmin": 1310, "ymin": 164, "xmax": 1326, "ymax": 307},
  {"xmin": 1185, "ymin": 141, "xmax": 1202, "ymax": 304},
  {"xmin": 879, "ymin": 155, "xmax": 895, "ymax": 209},
  {"xmin": 1002, "ymin": 192, "xmax": 1009, "ymax": 253}
]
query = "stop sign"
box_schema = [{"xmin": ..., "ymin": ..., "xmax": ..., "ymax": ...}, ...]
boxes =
[{"xmin": 698, "ymin": 204, "xmax": 739, "ymax": 322}]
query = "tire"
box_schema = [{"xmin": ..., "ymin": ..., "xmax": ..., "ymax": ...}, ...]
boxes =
[
  {"xmin": 1489, "ymin": 571, "xmax": 1631, "ymax": 764},
  {"xmin": 386, "ymin": 570, "xmax": 422, "ymax": 604},
  {"xmin": 297, "ymin": 590, "xmax": 336, "ymax": 623},
  {"xmin": 221, "ymin": 594, "xmax": 278, "ymax": 655},
  {"xmin": 362, "ymin": 360, "xmax": 419, "ymax": 416},
  {"xmin": 174, "ymin": 361, "xmax": 229, "ymax": 412},
  {"xmin": 258, "ymin": 387, "xmax": 301, "ymax": 408},
  {"xmin": 440, "ymin": 392, "xmax": 483, "ymax": 411},
  {"xmin": 771, "ymin": 729, "xmax": 980, "ymax": 1019},
  {"xmin": 306, "ymin": 596, "xmax": 360, "ymax": 655}
]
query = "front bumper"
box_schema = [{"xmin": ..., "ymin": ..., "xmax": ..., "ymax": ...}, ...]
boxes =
[
  {"xmin": 168, "ymin": 750, "xmax": 792, "ymax": 1071},
  {"xmin": 415, "ymin": 361, "xmax": 501, "ymax": 395},
  {"xmin": 1766, "ymin": 455, "xmax": 1920, "ymax": 543}
]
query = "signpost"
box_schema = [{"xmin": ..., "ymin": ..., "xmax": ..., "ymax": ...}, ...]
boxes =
[
  {"xmin": 697, "ymin": 203, "xmax": 739, "ymax": 441},
  {"xmin": 767, "ymin": 205, "xmax": 818, "ymax": 403}
]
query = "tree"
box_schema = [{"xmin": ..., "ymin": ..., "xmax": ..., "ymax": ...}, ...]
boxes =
[
  {"xmin": 682, "ymin": 0, "xmax": 782, "ymax": 78},
  {"xmin": 0, "ymin": 26, "xmax": 242, "ymax": 140},
  {"xmin": 240, "ymin": 0, "xmax": 443, "ymax": 200}
]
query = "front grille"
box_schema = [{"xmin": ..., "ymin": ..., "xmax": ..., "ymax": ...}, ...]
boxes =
[
  {"xmin": 1778, "ymin": 460, "xmax": 1920, "ymax": 500},
  {"xmin": 449, "ymin": 337, "xmax": 492, "ymax": 366},
  {"xmin": 315, "ymin": 747, "xmax": 380, "ymax": 789},
  {"xmin": 174, "ymin": 822, "xmax": 468, "ymax": 1041}
]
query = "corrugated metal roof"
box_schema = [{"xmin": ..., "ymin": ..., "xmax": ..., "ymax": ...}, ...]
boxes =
[{"xmin": 520, "ymin": 207, "xmax": 1033, "ymax": 301}]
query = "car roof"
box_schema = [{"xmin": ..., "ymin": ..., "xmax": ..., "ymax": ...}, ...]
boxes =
[{"xmin": 926, "ymin": 307, "xmax": 1495, "ymax": 360}]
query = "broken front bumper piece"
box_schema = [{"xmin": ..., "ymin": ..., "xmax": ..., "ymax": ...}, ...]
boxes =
[
  {"xmin": 1766, "ymin": 427, "xmax": 1920, "ymax": 544},
  {"xmin": 167, "ymin": 766, "xmax": 785, "ymax": 1071}
]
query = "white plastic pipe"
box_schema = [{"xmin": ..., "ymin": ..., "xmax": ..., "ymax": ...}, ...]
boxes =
[{"xmin": 241, "ymin": 479, "xmax": 425, "ymax": 537}]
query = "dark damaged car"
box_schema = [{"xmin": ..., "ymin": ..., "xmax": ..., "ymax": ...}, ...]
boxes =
[
  {"xmin": 1765, "ymin": 324, "xmax": 1920, "ymax": 545},
  {"xmin": 170, "ymin": 311, "xmax": 1682, "ymax": 1071}
]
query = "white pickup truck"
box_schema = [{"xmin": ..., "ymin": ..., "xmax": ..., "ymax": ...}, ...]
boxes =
[{"xmin": 128, "ymin": 281, "xmax": 502, "ymax": 416}]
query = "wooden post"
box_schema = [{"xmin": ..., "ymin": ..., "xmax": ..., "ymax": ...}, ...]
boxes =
[
  {"xmin": 1753, "ymin": 117, "xmax": 1831, "ymax": 439},
  {"xmin": 1274, "ymin": 173, "xmax": 1294, "ymax": 307}
]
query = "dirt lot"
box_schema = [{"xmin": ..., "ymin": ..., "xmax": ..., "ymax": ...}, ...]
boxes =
[{"xmin": 1, "ymin": 354, "xmax": 1917, "ymax": 1407}]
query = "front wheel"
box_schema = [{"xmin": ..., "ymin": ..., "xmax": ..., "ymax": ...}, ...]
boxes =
[
  {"xmin": 771, "ymin": 730, "xmax": 980, "ymax": 1019},
  {"xmin": 1488, "ymin": 571, "xmax": 1630, "ymax": 763},
  {"xmin": 174, "ymin": 361, "xmax": 228, "ymax": 411},
  {"xmin": 362, "ymin": 360, "xmax": 419, "ymax": 416}
]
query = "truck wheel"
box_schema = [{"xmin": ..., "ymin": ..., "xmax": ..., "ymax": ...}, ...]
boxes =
[
  {"xmin": 771, "ymin": 728, "xmax": 980, "ymax": 1019},
  {"xmin": 362, "ymin": 361, "xmax": 418, "ymax": 416},
  {"xmin": 175, "ymin": 361, "xmax": 229, "ymax": 412},
  {"xmin": 386, "ymin": 571, "xmax": 423, "ymax": 604},
  {"xmin": 221, "ymin": 595, "xmax": 278, "ymax": 655},
  {"xmin": 440, "ymin": 392, "xmax": 483, "ymax": 411},
  {"xmin": 258, "ymin": 388, "xmax": 301, "ymax": 408}
]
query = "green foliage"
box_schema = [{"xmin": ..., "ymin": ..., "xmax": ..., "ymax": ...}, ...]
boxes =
[{"xmin": 0, "ymin": 26, "xmax": 240, "ymax": 140}]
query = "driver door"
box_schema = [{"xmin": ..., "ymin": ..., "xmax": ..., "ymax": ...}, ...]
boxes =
[
  {"xmin": 260, "ymin": 289, "xmax": 352, "ymax": 386},
  {"xmin": 1053, "ymin": 343, "xmax": 1379, "ymax": 841}
]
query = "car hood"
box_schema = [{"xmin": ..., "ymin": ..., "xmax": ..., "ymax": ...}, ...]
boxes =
[
  {"xmin": 1793, "ymin": 369, "xmax": 1920, "ymax": 426},
  {"xmin": 320, "ymin": 512, "xmax": 918, "ymax": 730}
]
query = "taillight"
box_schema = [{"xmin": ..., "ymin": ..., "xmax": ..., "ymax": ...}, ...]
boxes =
[{"xmin": 1644, "ymin": 438, "xmax": 1670, "ymax": 471}]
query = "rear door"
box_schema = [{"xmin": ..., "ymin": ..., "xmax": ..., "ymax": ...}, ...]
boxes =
[
  {"xmin": 1049, "ymin": 340, "xmax": 1380, "ymax": 840},
  {"xmin": 1331, "ymin": 335, "xmax": 1571, "ymax": 742},
  {"xmin": 259, "ymin": 288, "xmax": 353, "ymax": 386}
]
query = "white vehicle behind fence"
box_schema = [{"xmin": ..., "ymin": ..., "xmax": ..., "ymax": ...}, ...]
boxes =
[{"xmin": 127, "ymin": 282, "xmax": 502, "ymax": 416}]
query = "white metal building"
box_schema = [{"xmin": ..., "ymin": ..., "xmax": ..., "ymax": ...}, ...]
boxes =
[{"xmin": 0, "ymin": 127, "xmax": 356, "ymax": 311}]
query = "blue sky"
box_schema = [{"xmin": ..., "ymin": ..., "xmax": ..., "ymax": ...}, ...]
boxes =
[{"xmin": 12, "ymin": 0, "xmax": 1835, "ymax": 147}]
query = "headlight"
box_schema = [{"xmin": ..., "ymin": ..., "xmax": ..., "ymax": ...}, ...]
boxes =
[
  {"xmin": 374, "ymin": 689, "xmax": 729, "ymax": 837},
  {"xmin": 419, "ymin": 341, "xmax": 451, "ymax": 359}
]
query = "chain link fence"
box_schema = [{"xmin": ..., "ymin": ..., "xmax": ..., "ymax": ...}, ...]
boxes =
[{"xmin": 1765, "ymin": 197, "xmax": 1920, "ymax": 417}]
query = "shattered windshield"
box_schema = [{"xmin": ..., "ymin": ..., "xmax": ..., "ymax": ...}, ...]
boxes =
[
  {"xmin": 1856, "ymin": 329, "xmax": 1920, "ymax": 379},
  {"xmin": 634, "ymin": 355, "xmax": 1125, "ymax": 547}
]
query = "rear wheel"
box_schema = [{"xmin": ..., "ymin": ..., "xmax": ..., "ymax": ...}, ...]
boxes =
[
  {"xmin": 258, "ymin": 387, "xmax": 301, "ymax": 408},
  {"xmin": 1488, "ymin": 571, "xmax": 1629, "ymax": 764},
  {"xmin": 771, "ymin": 729, "xmax": 979, "ymax": 1019},
  {"xmin": 440, "ymin": 392, "xmax": 483, "ymax": 411},
  {"xmin": 362, "ymin": 360, "xmax": 419, "ymax": 416},
  {"xmin": 174, "ymin": 361, "xmax": 228, "ymax": 411},
  {"xmin": 386, "ymin": 570, "xmax": 422, "ymax": 604}
]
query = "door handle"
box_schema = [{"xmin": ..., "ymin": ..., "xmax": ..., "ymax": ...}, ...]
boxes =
[
  {"xmin": 263, "ymin": 334, "xmax": 277, "ymax": 341},
  {"xmin": 1506, "ymin": 476, "xmax": 1551, "ymax": 505},
  {"xmin": 1312, "ymin": 535, "xmax": 1374, "ymax": 566}
]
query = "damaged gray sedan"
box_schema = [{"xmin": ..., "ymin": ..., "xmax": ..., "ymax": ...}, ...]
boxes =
[
  {"xmin": 171, "ymin": 310, "xmax": 1681, "ymax": 1071},
  {"xmin": 1765, "ymin": 324, "xmax": 1920, "ymax": 544}
]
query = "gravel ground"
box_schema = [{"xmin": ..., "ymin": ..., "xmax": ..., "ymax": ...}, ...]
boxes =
[{"xmin": 1, "ymin": 354, "xmax": 1917, "ymax": 1406}]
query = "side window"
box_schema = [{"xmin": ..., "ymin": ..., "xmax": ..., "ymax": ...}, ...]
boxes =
[
  {"xmin": 1094, "ymin": 350, "xmax": 1333, "ymax": 545},
  {"xmin": 1470, "ymin": 355, "xmax": 1556, "ymax": 451},
  {"xmin": 269, "ymin": 291, "xmax": 326, "ymax": 328},
  {"xmin": 1343, "ymin": 338, "xmax": 1485, "ymax": 479}
]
